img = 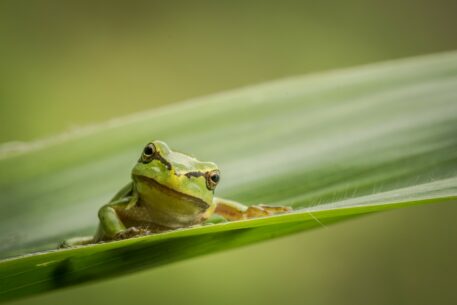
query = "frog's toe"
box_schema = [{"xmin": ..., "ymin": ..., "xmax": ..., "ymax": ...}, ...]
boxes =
[
  {"xmin": 114, "ymin": 227, "xmax": 150, "ymax": 240},
  {"xmin": 58, "ymin": 241, "xmax": 70, "ymax": 249},
  {"xmin": 114, "ymin": 227, "xmax": 139, "ymax": 240},
  {"xmin": 258, "ymin": 204, "xmax": 292, "ymax": 214},
  {"xmin": 246, "ymin": 205, "xmax": 292, "ymax": 218}
]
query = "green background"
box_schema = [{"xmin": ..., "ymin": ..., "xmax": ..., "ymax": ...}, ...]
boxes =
[{"xmin": 1, "ymin": 1, "xmax": 457, "ymax": 304}]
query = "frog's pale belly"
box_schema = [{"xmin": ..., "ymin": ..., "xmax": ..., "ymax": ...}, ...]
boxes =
[
  {"xmin": 116, "ymin": 201, "xmax": 205, "ymax": 230},
  {"xmin": 126, "ymin": 176, "xmax": 211, "ymax": 229}
]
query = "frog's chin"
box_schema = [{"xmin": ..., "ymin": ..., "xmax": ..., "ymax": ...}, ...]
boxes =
[{"xmin": 133, "ymin": 174, "xmax": 210, "ymax": 211}]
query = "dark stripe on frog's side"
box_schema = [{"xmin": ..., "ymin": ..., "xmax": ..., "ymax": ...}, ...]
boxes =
[
  {"xmin": 133, "ymin": 174, "xmax": 210, "ymax": 210},
  {"xmin": 184, "ymin": 171, "xmax": 215, "ymax": 194},
  {"xmin": 184, "ymin": 171, "xmax": 205, "ymax": 178},
  {"xmin": 139, "ymin": 152, "xmax": 172, "ymax": 170},
  {"xmin": 155, "ymin": 153, "xmax": 172, "ymax": 170}
]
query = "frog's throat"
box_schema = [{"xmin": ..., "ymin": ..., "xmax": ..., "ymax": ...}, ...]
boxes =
[{"xmin": 133, "ymin": 174, "xmax": 210, "ymax": 211}]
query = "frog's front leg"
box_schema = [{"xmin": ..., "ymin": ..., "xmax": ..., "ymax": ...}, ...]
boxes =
[
  {"xmin": 96, "ymin": 195, "xmax": 147, "ymax": 242},
  {"xmin": 213, "ymin": 197, "xmax": 291, "ymax": 221}
]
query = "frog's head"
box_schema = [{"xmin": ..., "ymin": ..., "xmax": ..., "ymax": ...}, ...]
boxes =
[{"xmin": 131, "ymin": 140, "xmax": 220, "ymax": 215}]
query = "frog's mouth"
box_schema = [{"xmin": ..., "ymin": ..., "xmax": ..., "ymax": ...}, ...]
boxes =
[{"xmin": 133, "ymin": 174, "xmax": 210, "ymax": 211}]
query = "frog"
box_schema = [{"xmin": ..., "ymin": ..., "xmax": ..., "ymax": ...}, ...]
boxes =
[{"xmin": 60, "ymin": 140, "xmax": 291, "ymax": 248}]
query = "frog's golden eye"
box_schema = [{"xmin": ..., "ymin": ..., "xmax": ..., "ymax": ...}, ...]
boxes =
[
  {"xmin": 206, "ymin": 170, "xmax": 220, "ymax": 190},
  {"xmin": 141, "ymin": 143, "xmax": 156, "ymax": 163}
]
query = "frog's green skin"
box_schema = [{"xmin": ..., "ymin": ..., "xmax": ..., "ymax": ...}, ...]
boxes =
[{"xmin": 60, "ymin": 141, "xmax": 291, "ymax": 247}]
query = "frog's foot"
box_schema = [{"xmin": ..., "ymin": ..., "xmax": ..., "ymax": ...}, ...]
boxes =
[
  {"xmin": 113, "ymin": 227, "xmax": 151, "ymax": 240},
  {"xmin": 246, "ymin": 204, "xmax": 292, "ymax": 218}
]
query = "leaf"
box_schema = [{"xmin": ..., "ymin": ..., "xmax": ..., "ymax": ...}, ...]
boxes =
[{"xmin": 1, "ymin": 52, "xmax": 457, "ymax": 302}]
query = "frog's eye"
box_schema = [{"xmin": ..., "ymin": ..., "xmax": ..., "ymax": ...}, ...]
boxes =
[
  {"xmin": 141, "ymin": 143, "xmax": 156, "ymax": 163},
  {"xmin": 206, "ymin": 170, "xmax": 220, "ymax": 190}
]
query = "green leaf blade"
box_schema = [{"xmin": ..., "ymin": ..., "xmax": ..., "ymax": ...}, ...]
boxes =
[{"xmin": 0, "ymin": 51, "xmax": 456, "ymax": 302}]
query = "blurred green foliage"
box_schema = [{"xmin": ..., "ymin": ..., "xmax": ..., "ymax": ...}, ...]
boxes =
[
  {"xmin": 1, "ymin": 0, "xmax": 457, "ymax": 142},
  {"xmin": 1, "ymin": 1, "xmax": 457, "ymax": 305}
]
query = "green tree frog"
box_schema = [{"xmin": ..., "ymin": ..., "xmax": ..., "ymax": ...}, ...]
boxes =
[{"xmin": 60, "ymin": 141, "xmax": 291, "ymax": 247}]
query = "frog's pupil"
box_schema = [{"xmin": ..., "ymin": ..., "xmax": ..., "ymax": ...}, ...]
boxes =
[
  {"xmin": 144, "ymin": 145, "xmax": 154, "ymax": 155},
  {"xmin": 211, "ymin": 174, "xmax": 220, "ymax": 183}
]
